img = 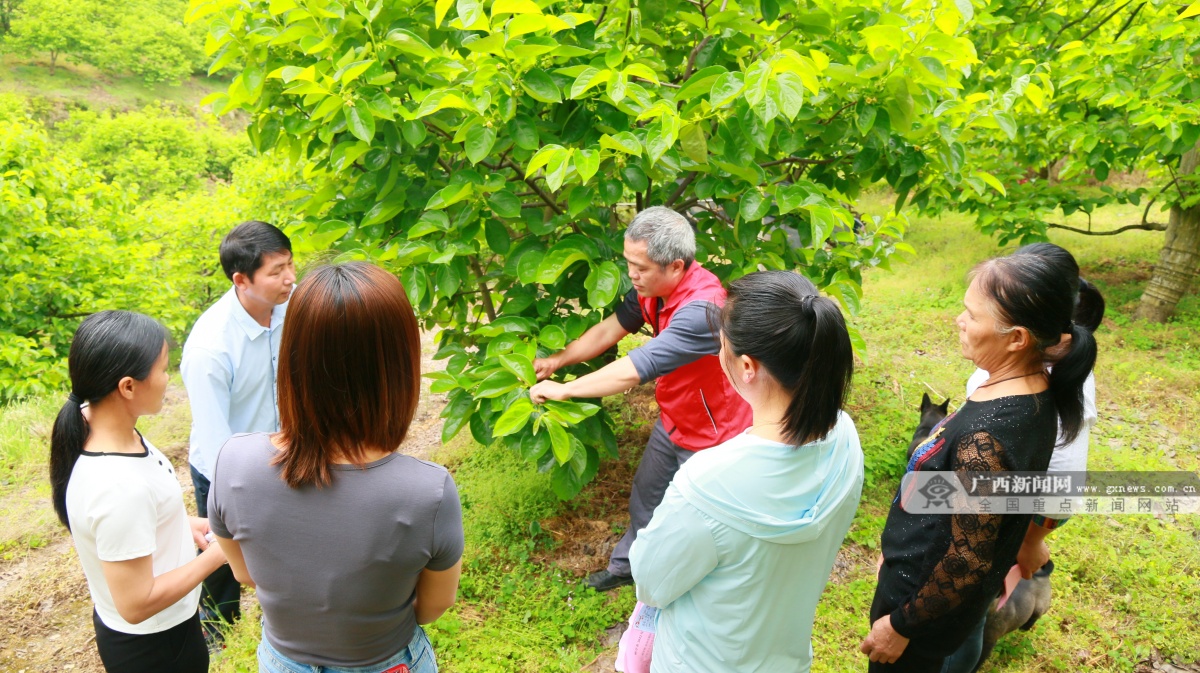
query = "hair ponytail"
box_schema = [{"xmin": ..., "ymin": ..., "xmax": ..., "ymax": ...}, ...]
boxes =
[
  {"xmin": 1048, "ymin": 322, "xmax": 1097, "ymax": 445},
  {"xmin": 721, "ymin": 271, "xmax": 853, "ymax": 446},
  {"xmin": 50, "ymin": 394, "xmax": 90, "ymax": 529},
  {"xmin": 781, "ymin": 296, "xmax": 854, "ymax": 445},
  {"xmin": 49, "ymin": 311, "xmax": 169, "ymax": 530}
]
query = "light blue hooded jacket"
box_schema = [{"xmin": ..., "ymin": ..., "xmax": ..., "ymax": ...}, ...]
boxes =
[{"xmin": 629, "ymin": 412, "xmax": 864, "ymax": 673}]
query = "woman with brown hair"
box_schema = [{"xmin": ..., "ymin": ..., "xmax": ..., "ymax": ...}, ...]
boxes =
[{"xmin": 208, "ymin": 262, "xmax": 463, "ymax": 673}]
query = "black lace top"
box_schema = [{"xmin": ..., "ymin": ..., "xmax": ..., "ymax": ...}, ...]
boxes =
[{"xmin": 876, "ymin": 391, "xmax": 1058, "ymax": 649}]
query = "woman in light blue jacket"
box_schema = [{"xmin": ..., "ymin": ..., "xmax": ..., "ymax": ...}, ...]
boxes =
[{"xmin": 630, "ymin": 270, "xmax": 864, "ymax": 673}]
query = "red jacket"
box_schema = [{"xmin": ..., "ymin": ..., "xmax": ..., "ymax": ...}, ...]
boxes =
[{"xmin": 638, "ymin": 264, "xmax": 753, "ymax": 451}]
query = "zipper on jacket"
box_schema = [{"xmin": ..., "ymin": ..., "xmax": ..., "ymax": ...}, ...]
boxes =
[{"xmin": 699, "ymin": 389, "xmax": 718, "ymax": 435}]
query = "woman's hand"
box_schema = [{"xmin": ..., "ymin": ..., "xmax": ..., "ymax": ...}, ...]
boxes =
[
  {"xmin": 860, "ymin": 614, "xmax": 910, "ymax": 664},
  {"xmin": 1016, "ymin": 538, "xmax": 1050, "ymax": 579},
  {"xmin": 189, "ymin": 516, "xmax": 212, "ymax": 550}
]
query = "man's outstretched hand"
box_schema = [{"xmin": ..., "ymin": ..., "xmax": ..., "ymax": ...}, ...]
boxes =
[
  {"xmin": 533, "ymin": 356, "xmax": 561, "ymax": 381},
  {"xmin": 529, "ymin": 380, "xmax": 571, "ymax": 404}
]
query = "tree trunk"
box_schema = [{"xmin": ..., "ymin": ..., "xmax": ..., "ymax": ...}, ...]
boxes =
[
  {"xmin": 1135, "ymin": 144, "xmax": 1200, "ymax": 322},
  {"xmin": 49, "ymin": 51, "xmax": 57, "ymax": 76}
]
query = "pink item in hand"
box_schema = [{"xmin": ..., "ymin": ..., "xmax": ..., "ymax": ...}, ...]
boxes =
[
  {"xmin": 614, "ymin": 601, "xmax": 658, "ymax": 673},
  {"xmin": 995, "ymin": 565, "xmax": 1024, "ymax": 610}
]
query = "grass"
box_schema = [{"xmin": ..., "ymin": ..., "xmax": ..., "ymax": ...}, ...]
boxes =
[
  {"xmin": 0, "ymin": 54, "xmax": 229, "ymax": 115},
  {"xmin": 1, "ymin": 191, "xmax": 1197, "ymax": 672}
]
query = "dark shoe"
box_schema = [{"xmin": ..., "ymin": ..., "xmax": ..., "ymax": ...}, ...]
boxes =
[{"xmin": 587, "ymin": 570, "xmax": 633, "ymax": 592}]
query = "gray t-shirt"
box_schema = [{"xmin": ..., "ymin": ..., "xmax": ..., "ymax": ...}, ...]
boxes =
[
  {"xmin": 613, "ymin": 289, "xmax": 720, "ymax": 384},
  {"xmin": 208, "ymin": 433, "xmax": 463, "ymax": 667}
]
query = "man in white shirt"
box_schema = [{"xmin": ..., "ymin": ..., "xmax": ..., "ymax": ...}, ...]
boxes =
[{"xmin": 181, "ymin": 220, "xmax": 294, "ymax": 638}]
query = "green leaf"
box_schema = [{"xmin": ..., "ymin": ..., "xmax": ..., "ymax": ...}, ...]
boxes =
[
  {"xmin": 440, "ymin": 390, "xmax": 475, "ymax": 442},
  {"xmin": 385, "ymin": 29, "xmax": 437, "ymax": 60},
  {"xmin": 544, "ymin": 149, "xmax": 573, "ymax": 192},
  {"xmin": 918, "ymin": 56, "xmax": 946, "ymax": 81},
  {"xmin": 677, "ymin": 65, "xmax": 727, "ymax": 101},
  {"xmin": 401, "ymin": 120, "xmax": 427, "ymax": 146},
  {"xmin": 465, "ymin": 125, "xmax": 496, "ymax": 165},
  {"xmin": 499, "ymin": 354, "xmax": 537, "ymax": 385},
  {"xmin": 621, "ymin": 164, "xmax": 649, "ymax": 192},
  {"xmin": 807, "ymin": 205, "xmax": 837, "ymax": 243},
  {"xmin": 974, "ymin": 171, "xmax": 1006, "ymax": 196},
  {"xmin": 570, "ymin": 67, "xmax": 611, "ymax": 99},
  {"xmin": 475, "ymin": 370, "xmax": 520, "ymax": 398},
  {"xmin": 537, "ymin": 244, "xmax": 591, "ymax": 284},
  {"xmin": 484, "ymin": 220, "xmax": 512, "ymax": 252},
  {"xmin": 710, "ymin": 72, "xmax": 745, "ymax": 108},
  {"xmin": 539, "ymin": 324, "xmax": 567, "ymax": 350},
  {"xmin": 457, "ymin": 0, "xmax": 483, "ymax": 26},
  {"xmin": 546, "ymin": 420, "xmax": 571, "ymax": 464},
  {"xmin": 339, "ymin": 60, "xmax": 374, "ymax": 84},
  {"xmin": 680, "ymin": 123, "xmax": 708, "ymax": 164},
  {"xmin": 774, "ymin": 73, "xmax": 805, "ymax": 121},
  {"xmin": 740, "ymin": 191, "xmax": 771, "ymax": 221},
  {"xmin": 488, "ymin": 190, "xmax": 522, "ymax": 218},
  {"xmin": 574, "ymin": 149, "xmax": 601, "ymax": 184},
  {"xmin": 743, "ymin": 60, "xmax": 771, "ymax": 107},
  {"xmin": 992, "ymin": 111, "xmax": 1018, "ymax": 140},
  {"xmin": 954, "ymin": 0, "xmax": 974, "ymax": 22},
  {"xmin": 510, "ymin": 115, "xmax": 540, "ymax": 150},
  {"xmin": 600, "ymin": 132, "xmax": 642, "ymax": 156},
  {"xmin": 884, "ymin": 77, "xmax": 914, "ymax": 133},
  {"xmin": 426, "ymin": 182, "xmax": 473, "ymax": 210},
  {"xmin": 583, "ymin": 261, "xmax": 621, "ymax": 308},
  {"xmin": 493, "ymin": 0, "xmax": 541, "ymax": 14},
  {"xmin": 347, "ymin": 100, "xmax": 376, "ymax": 142},
  {"xmin": 543, "ymin": 400, "xmax": 601, "ymax": 424},
  {"xmin": 568, "ymin": 185, "xmax": 594, "ymax": 217},
  {"xmin": 435, "ymin": 262, "xmax": 462, "ymax": 298},
  {"xmin": 491, "ymin": 398, "xmax": 535, "ymax": 437},
  {"xmin": 857, "ymin": 104, "xmax": 877, "ymax": 135},
  {"xmin": 526, "ymin": 144, "xmax": 565, "ymax": 177},
  {"xmin": 521, "ymin": 68, "xmax": 563, "ymax": 103},
  {"xmin": 518, "ymin": 430, "xmax": 551, "ymax": 462},
  {"xmin": 435, "ymin": 0, "xmax": 454, "ymax": 26}
]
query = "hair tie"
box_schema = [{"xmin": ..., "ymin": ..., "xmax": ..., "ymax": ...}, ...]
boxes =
[
  {"xmin": 67, "ymin": 392, "xmax": 83, "ymax": 406},
  {"xmin": 800, "ymin": 294, "xmax": 817, "ymax": 311},
  {"xmin": 1063, "ymin": 320, "xmax": 1073, "ymax": 333}
]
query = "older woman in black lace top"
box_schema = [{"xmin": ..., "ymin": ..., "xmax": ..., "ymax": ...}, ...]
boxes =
[{"xmin": 860, "ymin": 253, "xmax": 1097, "ymax": 672}]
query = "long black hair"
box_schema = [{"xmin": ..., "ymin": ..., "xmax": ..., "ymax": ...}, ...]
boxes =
[
  {"xmin": 50, "ymin": 311, "xmax": 169, "ymax": 529},
  {"xmin": 1014, "ymin": 242, "xmax": 1106, "ymax": 333},
  {"xmin": 972, "ymin": 254, "xmax": 1098, "ymax": 444},
  {"xmin": 719, "ymin": 271, "xmax": 853, "ymax": 445}
]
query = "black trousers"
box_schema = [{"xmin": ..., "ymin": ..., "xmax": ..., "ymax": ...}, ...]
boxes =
[
  {"xmin": 190, "ymin": 464, "xmax": 241, "ymax": 627},
  {"xmin": 93, "ymin": 610, "xmax": 207, "ymax": 673}
]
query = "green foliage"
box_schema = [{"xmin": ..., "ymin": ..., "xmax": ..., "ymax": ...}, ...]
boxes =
[
  {"xmin": 0, "ymin": 109, "xmax": 284, "ymax": 402},
  {"xmin": 59, "ymin": 103, "xmax": 250, "ymax": 197},
  {"xmin": 4, "ymin": 0, "xmax": 206, "ymax": 84},
  {"xmin": 189, "ymin": 0, "xmax": 1027, "ymax": 498},
  {"xmin": 942, "ymin": 0, "xmax": 1200, "ymax": 244}
]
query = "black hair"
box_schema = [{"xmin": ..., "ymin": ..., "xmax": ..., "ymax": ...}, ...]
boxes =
[
  {"xmin": 1013, "ymin": 242, "xmax": 1106, "ymax": 333},
  {"xmin": 218, "ymin": 220, "xmax": 292, "ymax": 282},
  {"xmin": 720, "ymin": 271, "xmax": 853, "ymax": 445},
  {"xmin": 50, "ymin": 311, "xmax": 169, "ymax": 530},
  {"xmin": 972, "ymin": 255, "xmax": 1098, "ymax": 444}
]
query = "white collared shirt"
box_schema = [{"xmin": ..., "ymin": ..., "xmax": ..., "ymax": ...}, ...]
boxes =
[{"xmin": 181, "ymin": 286, "xmax": 287, "ymax": 480}]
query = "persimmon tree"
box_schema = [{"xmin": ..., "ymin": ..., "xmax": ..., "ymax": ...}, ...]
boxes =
[
  {"xmin": 948, "ymin": 0, "xmax": 1200, "ymax": 322},
  {"xmin": 188, "ymin": 0, "xmax": 1020, "ymax": 497}
]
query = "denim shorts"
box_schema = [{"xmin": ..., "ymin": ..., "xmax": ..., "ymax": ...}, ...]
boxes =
[{"xmin": 257, "ymin": 624, "xmax": 437, "ymax": 673}]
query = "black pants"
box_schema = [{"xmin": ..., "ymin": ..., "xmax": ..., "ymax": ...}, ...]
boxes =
[
  {"xmin": 190, "ymin": 464, "xmax": 241, "ymax": 627},
  {"xmin": 94, "ymin": 610, "xmax": 207, "ymax": 673}
]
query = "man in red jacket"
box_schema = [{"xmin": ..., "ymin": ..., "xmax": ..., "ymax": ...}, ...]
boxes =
[{"xmin": 530, "ymin": 206, "xmax": 753, "ymax": 591}]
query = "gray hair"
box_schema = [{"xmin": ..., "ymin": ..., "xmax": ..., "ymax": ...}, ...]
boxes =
[{"xmin": 624, "ymin": 206, "xmax": 696, "ymax": 268}]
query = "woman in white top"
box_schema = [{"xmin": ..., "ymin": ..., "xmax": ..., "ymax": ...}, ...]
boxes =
[{"xmin": 49, "ymin": 310, "xmax": 226, "ymax": 673}]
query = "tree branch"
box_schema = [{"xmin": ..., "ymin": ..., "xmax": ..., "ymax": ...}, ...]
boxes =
[
  {"xmin": 1048, "ymin": 0, "xmax": 1106, "ymax": 49},
  {"xmin": 1076, "ymin": 1, "xmax": 1133, "ymax": 43},
  {"xmin": 819, "ymin": 102, "xmax": 856, "ymax": 126},
  {"xmin": 503, "ymin": 159, "xmax": 564, "ymax": 215},
  {"xmin": 1047, "ymin": 221, "xmax": 1167, "ymax": 236},
  {"xmin": 471, "ymin": 258, "xmax": 497, "ymax": 321},
  {"xmin": 1113, "ymin": 2, "xmax": 1145, "ymax": 41},
  {"xmin": 1141, "ymin": 179, "xmax": 1177, "ymax": 225},
  {"xmin": 665, "ymin": 172, "xmax": 699, "ymax": 207},
  {"xmin": 680, "ymin": 36, "xmax": 713, "ymax": 82}
]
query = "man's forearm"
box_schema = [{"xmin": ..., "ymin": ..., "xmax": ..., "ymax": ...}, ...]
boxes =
[
  {"xmin": 552, "ymin": 315, "xmax": 629, "ymax": 369},
  {"xmin": 562, "ymin": 357, "xmax": 642, "ymax": 399}
]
